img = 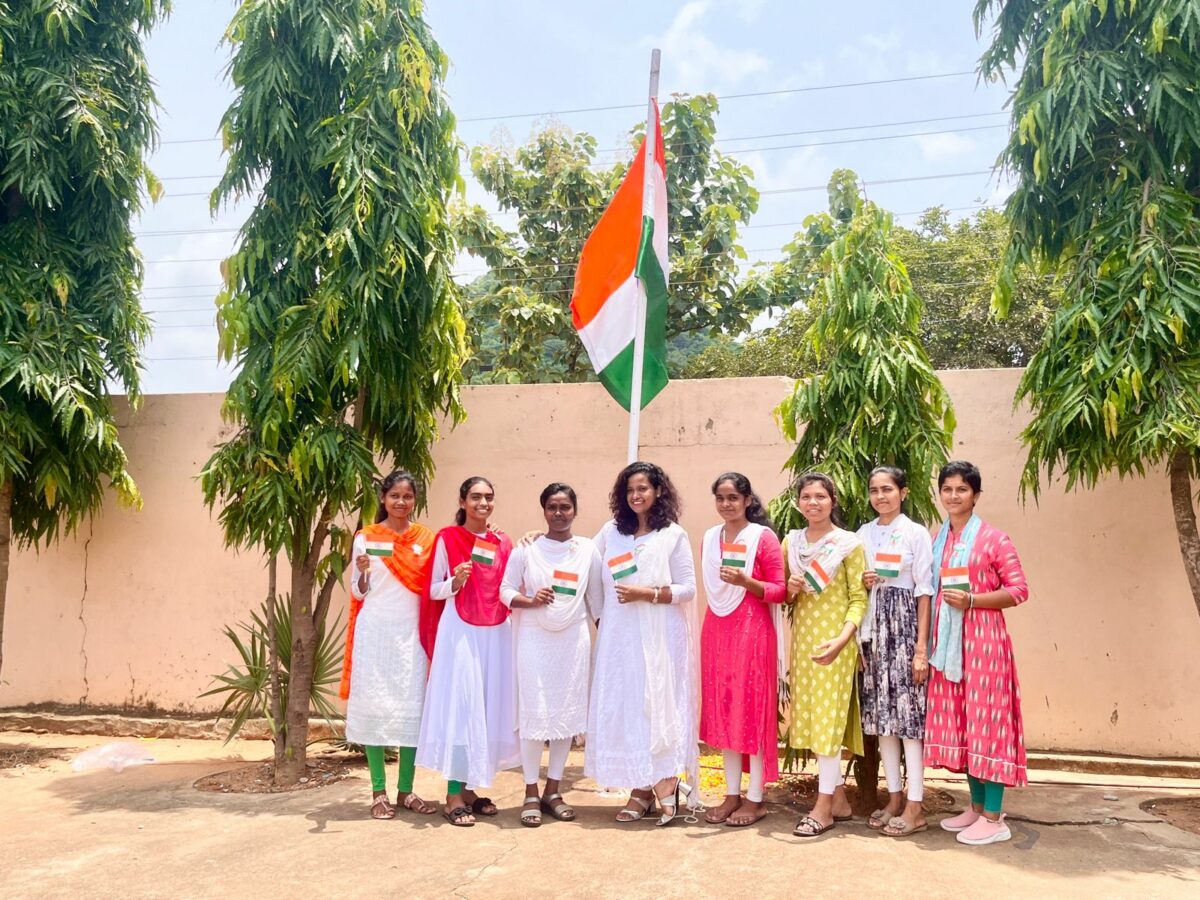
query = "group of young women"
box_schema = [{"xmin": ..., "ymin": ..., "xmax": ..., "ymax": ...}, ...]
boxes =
[{"xmin": 339, "ymin": 458, "xmax": 1030, "ymax": 847}]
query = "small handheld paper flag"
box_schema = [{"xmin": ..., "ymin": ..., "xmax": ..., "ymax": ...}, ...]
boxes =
[
  {"xmin": 551, "ymin": 570, "xmax": 579, "ymax": 596},
  {"xmin": 471, "ymin": 538, "xmax": 499, "ymax": 566},
  {"xmin": 608, "ymin": 552, "xmax": 638, "ymax": 580},
  {"xmin": 364, "ymin": 537, "xmax": 393, "ymax": 558},
  {"xmin": 940, "ymin": 566, "xmax": 971, "ymax": 592},
  {"xmin": 874, "ymin": 552, "xmax": 902, "ymax": 579},
  {"xmin": 720, "ymin": 542, "xmax": 748, "ymax": 568},
  {"xmin": 804, "ymin": 560, "xmax": 831, "ymax": 594}
]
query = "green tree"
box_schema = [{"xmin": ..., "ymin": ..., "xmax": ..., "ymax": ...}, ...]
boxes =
[
  {"xmin": 773, "ymin": 183, "xmax": 955, "ymax": 535},
  {"xmin": 201, "ymin": 0, "xmax": 464, "ymax": 784},
  {"xmin": 977, "ymin": 0, "xmax": 1200, "ymax": 615},
  {"xmin": 0, "ymin": 0, "xmax": 168, "ymax": 676},
  {"xmin": 456, "ymin": 94, "xmax": 764, "ymax": 383},
  {"xmin": 894, "ymin": 208, "xmax": 1061, "ymax": 369}
]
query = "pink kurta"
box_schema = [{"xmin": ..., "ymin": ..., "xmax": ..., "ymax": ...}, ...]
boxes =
[
  {"xmin": 700, "ymin": 529, "xmax": 786, "ymax": 783},
  {"xmin": 925, "ymin": 520, "xmax": 1030, "ymax": 786}
]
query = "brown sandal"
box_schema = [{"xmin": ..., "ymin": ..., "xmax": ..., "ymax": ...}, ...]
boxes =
[
  {"xmin": 882, "ymin": 817, "xmax": 929, "ymax": 837},
  {"xmin": 399, "ymin": 792, "xmax": 437, "ymax": 815},
  {"xmin": 371, "ymin": 793, "xmax": 396, "ymax": 820}
]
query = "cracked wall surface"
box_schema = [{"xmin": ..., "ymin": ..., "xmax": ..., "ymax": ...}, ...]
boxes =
[{"xmin": 2, "ymin": 374, "xmax": 1199, "ymax": 757}]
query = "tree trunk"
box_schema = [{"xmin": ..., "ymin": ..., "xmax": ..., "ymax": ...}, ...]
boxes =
[
  {"xmin": 0, "ymin": 479, "xmax": 12, "ymax": 678},
  {"xmin": 1168, "ymin": 448, "xmax": 1200, "ymax": 618},
  {"xmin": 265, "ymin": 554, "xmax": 285, "ymax": 771},
  {"xmin": 853, "ymin": 737, "xmax": 880, "ymax": 815},
  {"xmin": 276, "ymin": 557, "xmax": 317, "ymax": 786}
]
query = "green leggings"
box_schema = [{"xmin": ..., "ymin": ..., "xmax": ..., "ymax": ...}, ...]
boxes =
[
  {"xmin": 447, "ymin": 780, "xmax": 465, "ymax": 795},
  {"xmin": 967, "ymin": 774, "xmax": 1006, "ymax": 814},
  {"xmin": 364, "ymin": 746, "xmax": 416, "ymax": 794}
]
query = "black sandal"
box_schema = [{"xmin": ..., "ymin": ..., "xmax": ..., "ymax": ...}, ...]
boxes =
[
  {"xmin": 470, "ymin": 796, "xmax": 499, "ymax": 816},
  {"xmin": 443, "ymin": 806, "xmax": 475, "ymax": 827}
]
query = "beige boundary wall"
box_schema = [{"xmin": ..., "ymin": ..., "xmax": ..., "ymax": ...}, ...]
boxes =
[{"xmin": 2, "ymin": 370, "xmax": 1198, "ymax": 758}]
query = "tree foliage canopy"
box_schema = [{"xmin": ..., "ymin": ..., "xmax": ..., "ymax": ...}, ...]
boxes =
[
  {"xmin": 455, "ymin": 94, "xmax": 765, "ymax": 383},
  {"xmin": 773, "ymin": 183, "xmax": 954, "ymax": 533},
  {"xmin": 976, "ymin": 0, "xmax": 1200, "ymax": 491},
  {"xmin": 201, "ymin": 0, "xmax": 465, "ymax": 567},
  {"xmin": 0, "ymin": 0, "xmax": 167, "ymax": 547}
]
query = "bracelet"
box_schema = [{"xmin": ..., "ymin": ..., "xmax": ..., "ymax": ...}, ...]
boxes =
[
  {"xmin": 653, "ymin": 586, "xmax": 661, "ymax": 604},
  {"xmin": 968, "ymin": 592, "xmax": 975, "ymax": 610}
]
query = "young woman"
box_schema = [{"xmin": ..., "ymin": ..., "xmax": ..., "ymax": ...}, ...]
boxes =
[
  {"xmin": 856, "ymin": 466, "xmax": 933, "ymax": 837},
  {"xmin": 700, "ymin": 472, "xmax": 786, "ymax": 828},
  {"xmin": 586, "ymin": 461, "xmax": 699, "ymax": 827},
  {"xmin": 925, "ymin": 460, "xmax": 1030, "ymax": 846},
  {"xmin": 415, "ymin": 476, "xmax": 520, "ymax": 827},
  {"xmin": 340, "ymin": 471, "xmax": 439, "ymax": 819},
  {"xmin": 782, "ymin": 472, "xmax": 868, "ymax": 838},
  {"xmin": 500, "ymin": 483, "xmax": 604, "ymax": 828}
]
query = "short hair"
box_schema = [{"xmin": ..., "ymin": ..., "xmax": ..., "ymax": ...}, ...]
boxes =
[
  {"xmin": 539, "ymin": 482, "xmax": 578, "ymax": 510},
  {"xmin": 938, "ymin": 460, "xmax": 982, "ymax": 493}
]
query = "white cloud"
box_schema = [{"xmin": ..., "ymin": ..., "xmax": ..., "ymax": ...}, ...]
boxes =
[
  {"xmin": 912, "ymin": 131, "xmax": 976, "ymax": 161},
  {"xmin": 652, "ymin": 1, "xmax": 770, "ymax": 92}
]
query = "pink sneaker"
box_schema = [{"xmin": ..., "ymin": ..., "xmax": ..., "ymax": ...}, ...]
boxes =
[
  {"xmin": 956, "ymin": 813, "xmax": 1011, "ymax": 845},
  {"xmin": 939, "ymin": 809, "xmax": 980, "ymax": 832}
]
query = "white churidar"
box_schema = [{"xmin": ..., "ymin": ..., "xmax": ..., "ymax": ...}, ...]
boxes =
[
  {"xmin": 344, "ymin": 533, "xmax": 427, "ymax": 747},
  {"xmin": 585, "ymin": 521, "xmax": 699, "ymax": 798}
]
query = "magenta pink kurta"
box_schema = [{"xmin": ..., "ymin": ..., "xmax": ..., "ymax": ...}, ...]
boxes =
[
  {"xmin": 925, "ymin": 520, "xmax": 1030, "ymax": 786},
  {"xmin": 700, "ymin": 529, "xmax": 786, "ymax": 783}
]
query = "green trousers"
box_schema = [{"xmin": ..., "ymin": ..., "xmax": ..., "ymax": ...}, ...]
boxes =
[
  {"xmin": 364, "ymin": 745, "xmax": 416, "ymax": 794},
  {"xmin": 967, "ymin": 773, "xmax": 1005, "ymax": 814}
]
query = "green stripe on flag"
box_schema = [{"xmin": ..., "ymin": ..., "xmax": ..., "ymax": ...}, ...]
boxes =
[{"xmin": 597, "ymin": 216, "xmax": 669, "ymax": 412}]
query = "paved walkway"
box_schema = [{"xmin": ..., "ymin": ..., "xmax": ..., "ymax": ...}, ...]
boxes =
[{"xmin": 2, "ymin": 732, "xmax": 1198, "ymax": 898}]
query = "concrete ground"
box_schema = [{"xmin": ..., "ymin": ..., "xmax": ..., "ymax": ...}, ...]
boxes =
[{"xmin": 2, "ymin": 732, "xmax": 1198, "ymax": 899}]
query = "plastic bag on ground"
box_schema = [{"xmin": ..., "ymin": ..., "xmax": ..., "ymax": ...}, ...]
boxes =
[{"xmin": 71, "ymin": 741, "xmax": 157, "ymax": 773}]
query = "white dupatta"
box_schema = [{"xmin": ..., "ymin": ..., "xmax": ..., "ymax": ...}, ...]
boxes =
[{"xmin": 701, "ymin": 523, "xmax": 767, "ymax": 617}]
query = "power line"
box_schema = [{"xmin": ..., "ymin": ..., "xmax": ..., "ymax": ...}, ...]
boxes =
[{"xmin": 157, "ymin": 70, "xmax": 980, "ymax": 145}]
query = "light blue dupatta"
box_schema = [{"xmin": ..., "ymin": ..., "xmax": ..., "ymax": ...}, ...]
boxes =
[{"xmin": 928, "ymin": 514, "xmax": 981, "ymax": 684}]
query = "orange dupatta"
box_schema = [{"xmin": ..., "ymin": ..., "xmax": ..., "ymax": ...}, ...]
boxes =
[{"xmin": 338, "ymin": 521, "xmax": 435, "ymax": 700}]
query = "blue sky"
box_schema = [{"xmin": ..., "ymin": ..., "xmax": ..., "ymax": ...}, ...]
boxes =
[{"xmin": 137, "ymin": 0, "xmax": 1016, "ymax": 393}]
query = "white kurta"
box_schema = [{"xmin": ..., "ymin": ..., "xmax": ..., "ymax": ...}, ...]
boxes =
[
  {"xmin": 585, "ymin": 521, "xmax": 699, "ymax": 789},
  {"xmin": 415, "ymin": 531, "xmax": 520, "ymax": 789},
  {"xmin": 855, "ymin": 514, "xmax": 935, "ymax": 642},
  {"xmin": 344, "ymin": 533, "xmax": 427, "ymax": 747},
  {"xmin": 500, "ymin": 536, "xmax": 604, "ymax": 740}
]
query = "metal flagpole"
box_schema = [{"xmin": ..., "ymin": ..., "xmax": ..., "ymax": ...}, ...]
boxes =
[{"xmin": 626, "ymin": 48, "xmax": 661, "ymax": 465}]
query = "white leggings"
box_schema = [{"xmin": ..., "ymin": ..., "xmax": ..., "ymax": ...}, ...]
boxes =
[
  {"xmin": 878, "ymin": 735, "xmax": 925, "ymax": 802},
  {"xmin": 521, "ymin": 737, "xmax": 572, "ymax": 785},
  {"xmin": 817, "ymin": 754, "xmax": 845, "ymax": 795},
  {"xmin": 722, "ymin": 750, "xmax": 766, "ymax": 803}
]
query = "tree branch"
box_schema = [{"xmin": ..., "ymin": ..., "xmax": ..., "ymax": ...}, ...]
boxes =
[
  {"xmin": 1168, "ymin": 449, "xmax": 1200, "ymax": 620},
  {"xmin": 312, "ymin": 569, "xmax": 339, "ymax": 631}
]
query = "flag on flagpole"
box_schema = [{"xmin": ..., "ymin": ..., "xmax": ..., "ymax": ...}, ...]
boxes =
[{"xmin": 570, "ymin": 100, "xmax": 669, "ymax": 412}]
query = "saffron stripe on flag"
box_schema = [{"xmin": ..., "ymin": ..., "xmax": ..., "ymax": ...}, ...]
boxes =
[
  {"xmin": 721, "ymin": 542, "xmax": 748, "ymax": 568},
  {"xmin": 471, "ymin": 538, "xmax": 499, "ymax": 566}
]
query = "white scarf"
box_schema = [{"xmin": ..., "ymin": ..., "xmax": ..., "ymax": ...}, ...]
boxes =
[
  {"xmin": 513, "ymin": 536, "xmax": 595, "ymax": 632},
  {"xmin": 701, "ymin": 522, "xmax": 767, "ymax": 617},
  {"xmin": 785, "ymin": 525, "xmax": 862, "ymax": 593}
]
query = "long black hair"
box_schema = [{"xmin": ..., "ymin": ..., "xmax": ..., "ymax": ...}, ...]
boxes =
[
  {"xmin": 375, "ymin": 470, "xmax": 419, "ymax": 523},
  {"xmin": 610, "ymin": 461, "xmax": 681, "ymax": 535},
  {"xmin": 454, "ymin": 475, "xmax": 494, "ymax": 526},
  {"xmin": 711, "ymin": 471, "xmax": 772, "ymax": 528},
  {"xmin": 792, "ymin": 471, "xmax": 847, "ymax": 528}
]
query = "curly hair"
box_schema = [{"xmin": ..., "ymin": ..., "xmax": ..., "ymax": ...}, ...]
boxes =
[
  {"xmin": 711, "ymin": 471, "xmax": 772, "ymax": 528},
  {"xmin": 374, "ymin": 470, "xmax": 419, "ymax": 523},
  {"xmin": 610, "ymin": 461, "xmax": 681, "ymax": 535}
]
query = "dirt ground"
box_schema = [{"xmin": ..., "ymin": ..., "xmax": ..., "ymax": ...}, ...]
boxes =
[{"xmin": 2, "ymin": 731, "xmax": 1199, "ymax": 899}]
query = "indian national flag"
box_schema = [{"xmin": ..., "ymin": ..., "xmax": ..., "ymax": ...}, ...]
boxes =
[
  {"xmin": 551, "ymin": 570, "xmax": 579, "ymax": 597},
  {"xmin": 941, "ymin": 566, "xmax": 970, "ymax": 592},
  {"xmin": 364, "ymin": 536, "xmax": 393, "ymax": 557},
  {"xmin": 804, "ymin": 560, "xmax": 832, "ymax": 594},
  {"xmin": 570, "ymin": 99, "xmax": 669, "ymax": 412},
  {"xmin": 607, "ymin": 552, "xmax": 638, "ymax": 581},
  {"xmin": 874, "ymin": 552, "xmax": 902, "ymax": 579},
  {"xmin": 721, "ymin": 542, "xmax": 748, "ymax": 568},
  {"xmin": 471, "ymin": 538, "xmax": 499, "ymax": 566}
]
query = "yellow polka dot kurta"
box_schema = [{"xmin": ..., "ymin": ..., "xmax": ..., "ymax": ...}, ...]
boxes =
[{"xmin": 783, "ymin": 538, "xmax": 869, "ymax": 757}]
